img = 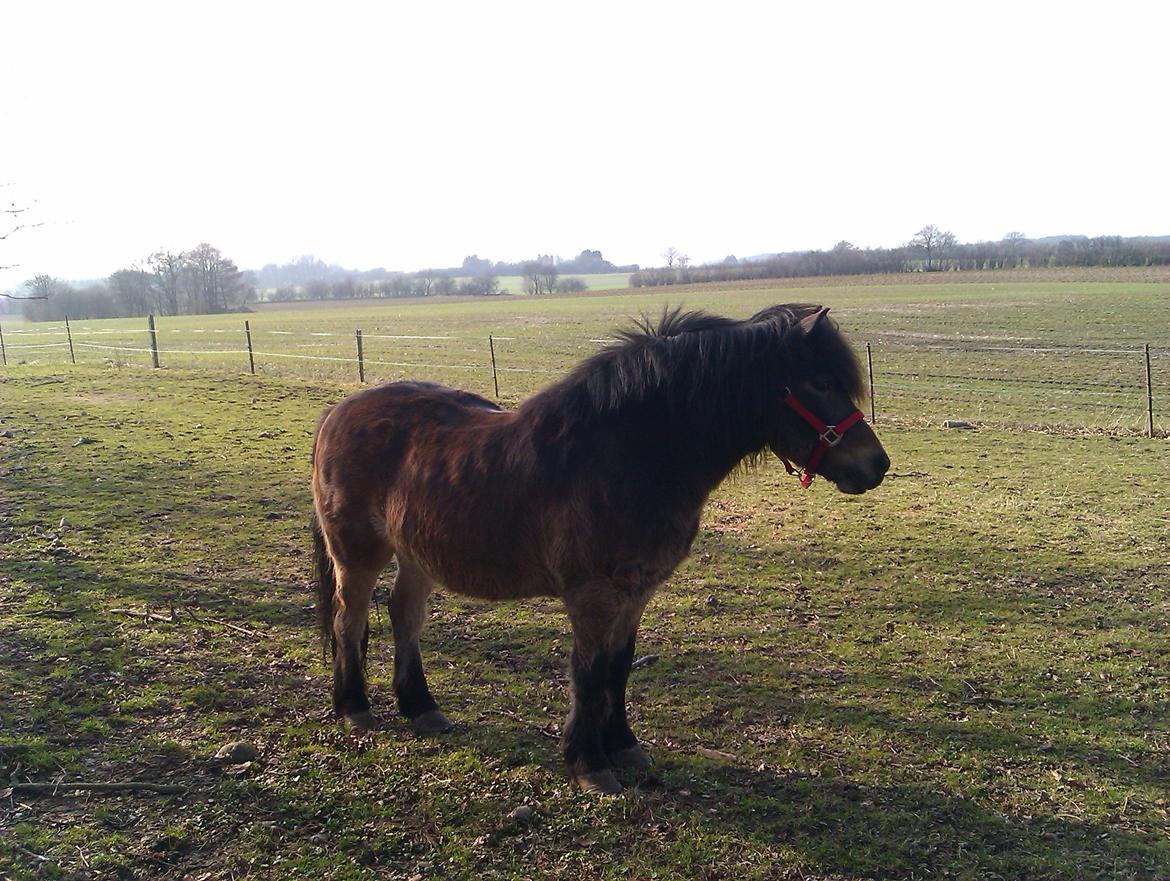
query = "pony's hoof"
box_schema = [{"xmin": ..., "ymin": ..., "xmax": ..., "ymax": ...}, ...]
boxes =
[
  {"xmin": 608, "ymin": 743, "xmax": 653, "ymax": 771},
  {"xmin": 575, "ymin": 769, "xmax": 623, "ymax": 795},
  {"xmin": 411, "ymin": 709, "xmax": 454, "ymax": 736},
  {"xmin": 343, "ymin": 711, "xmax": 380, "ymax": 734}
]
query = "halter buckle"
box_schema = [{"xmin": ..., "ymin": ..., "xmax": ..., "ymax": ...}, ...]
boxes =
[{"xmin": 820, "ymin": 427, "xmax": 843, "ymax": 447}]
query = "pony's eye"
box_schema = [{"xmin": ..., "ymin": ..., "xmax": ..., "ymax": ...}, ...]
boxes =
[{"xmin": 811, "ymin": 376, "xmax": 833, "ymax": 393}]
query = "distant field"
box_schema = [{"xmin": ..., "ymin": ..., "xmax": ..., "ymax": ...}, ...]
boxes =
[
  {"xmin": 5, "ymin": 270, "xmax": 1169, "ymax": 433},
  {"xmin": 3, "ymin": 268, "xmax": 1170, "ymax": 879},
  {"xmin": 479, "ymin": 272, "xmax": 631, "ymax": 294}
]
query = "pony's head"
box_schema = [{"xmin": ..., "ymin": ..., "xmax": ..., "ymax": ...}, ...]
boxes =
[{"xmin": 762, "ymin": 306, "xmax": 889, "ymax": 494}]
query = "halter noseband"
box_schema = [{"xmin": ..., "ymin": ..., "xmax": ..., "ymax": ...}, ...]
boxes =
[{"xmin": 778, "ymin": 388, "xmax": 866, "ymax": 488}]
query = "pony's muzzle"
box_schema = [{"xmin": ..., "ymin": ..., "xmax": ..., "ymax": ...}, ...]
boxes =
[{"xmin": 834, "ymin": 450, "xmax": 890, "ymax": 494}]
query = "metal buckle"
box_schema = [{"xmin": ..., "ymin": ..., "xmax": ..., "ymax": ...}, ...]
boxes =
[{"xmin": 820, "ymin": 427, "xmax": 843, "ymax": 446}]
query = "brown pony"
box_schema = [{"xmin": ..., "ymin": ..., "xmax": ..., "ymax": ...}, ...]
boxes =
[{"xmin": 311, "ymin": 305, "xmax": 889, "ymax": 793}]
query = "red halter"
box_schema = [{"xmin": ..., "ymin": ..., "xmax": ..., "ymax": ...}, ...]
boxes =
[{"xmin": 778, "ymin": 388, "xmax": 866, "ymax": 488}]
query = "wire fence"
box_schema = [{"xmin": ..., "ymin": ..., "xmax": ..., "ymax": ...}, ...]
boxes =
[{"xmin": 1, "ymin": 314, "xmax": 1166, "ymax": 437}]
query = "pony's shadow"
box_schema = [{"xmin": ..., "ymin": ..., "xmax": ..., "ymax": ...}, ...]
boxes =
[{"xmin": 419, "ymin": 700, "xmax": 1165, "ymax": 879}]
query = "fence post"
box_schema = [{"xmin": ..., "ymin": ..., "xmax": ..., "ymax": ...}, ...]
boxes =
[
  {"xmin": 866, "ymin": 342, "xmax": 876, "ymax": 423},
  {"xmin": 65, "ymin": 315, "xmax": 76, "ymax": 365},
  {"xmin": 1145, "ymin": 343, "xmax": 1154, "ymax": 438},
  {"xmin": 244, "ymin": 320, "xmax": 256, "ymax": 375},
  {"xmin": 355, "ymin": 329, "xmax": 365, "ymax": 383},
  {"xmin": 488, "ymin": 334, "xmax": 500, "ymax": 399},
  {"xmin": 147, "ymin": 314, "xmax": 160, "ymax": 368},
  {"xmin": 0, "ymin": 321, "xmax": 6, "ymax": 366}
]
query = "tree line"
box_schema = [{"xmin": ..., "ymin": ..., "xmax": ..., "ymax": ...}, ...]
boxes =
[
  {"xmin": 268, "ymin": 272, "xmax": 504, "ymax": 302},
  {"xmin": 267, "ymin": 262, "xmax": 591, "ymax": 302},
  {"xmin": 264, "ymin": 250, "xmax": 614, "ymax": 302},
  {"xmin": 257, "ymin": 249, "xmax": 636, "ymax": 294},
  {"xmin": 631, "ymin": 228, "xmax": 1170, "ymax": 287},
  {"xmin": 7, "ymin": 246, "xmax": 624, "ymax": 319},
  {"xmin": 16, "ymin": 244, "xmax": 254, "ymax": 322}
]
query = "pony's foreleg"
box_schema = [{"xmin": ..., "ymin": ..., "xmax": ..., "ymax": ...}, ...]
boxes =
[
  {"xmin": 389, "ymin": 558, "xmax": 452, "ymax": 735},
  {"xmin": 332, "ymin": 564, "xmax": 381, "ymax": 732},
  {"xmin": 563, "ymin": 584, "xmax": 625, "ymax": 795},
  {"xmin": 601, "ymin": 594, "xmax": 653, "ymax": 771}
]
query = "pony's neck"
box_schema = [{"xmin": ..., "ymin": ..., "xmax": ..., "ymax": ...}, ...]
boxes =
[
  {"xmin": 667, "ymin": 380, "xmax": 772, "ymax": 491},
  {"xmin": 622, "ymin": 342, "xmax": 775, "ymax": 494}
]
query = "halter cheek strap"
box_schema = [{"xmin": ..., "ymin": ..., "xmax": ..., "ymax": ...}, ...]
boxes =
[{"xmin": 778, "ymin": 389, "xmax": 866, "ymax": 488}]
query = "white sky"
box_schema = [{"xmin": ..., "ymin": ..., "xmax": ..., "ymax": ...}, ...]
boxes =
[{"xmin": 2, "ymin": 1, "xmax": 1167, "ymax": 290}]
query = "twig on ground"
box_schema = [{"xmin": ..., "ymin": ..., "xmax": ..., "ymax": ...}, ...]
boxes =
[
  {"xmin": 696, "ymin": 747, "xmax": 740, "ymax": 762},
  {"xmin": 482, "ymin": 708, "xmax": 560, "ymax": 739},
  {"xmin": 184, "ymin": 610, "xmax": 260, "ymax": 637},
  {"xmin": 965, "ymin": 695, "xmax": 1021, "ymax": 707},
  {"xmin": 15, "ymin": 845, "xmax": 52, "ymax": 863},
  {"xmin": 8, "ymin": 781, "xmax": 186, "ymax": 796},
  {"xmin": 109, "ymin": 607, "xmax": 175, "ymax": 623},
  {"xmin": 107, "ymin": 605, "xmax": 259, "ymax": 636}
]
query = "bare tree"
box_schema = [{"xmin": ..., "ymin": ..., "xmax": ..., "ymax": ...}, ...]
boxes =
[
  {"xmin": 414, "ymin": 270, "xmax": 439, "ymax": 297},
  {"xmin": 910, "ymin": 225, "xmax": 955, "ymax": 271},
  {"xmin": 148, "ymin": 250, "xmax": 185, "ymax": 315},
  {"xmin": 109, "ymin": 268, "xmax": 154, "ymax": 314},
  {"xmin": 520, "ymin": 261, "xmax": 542, "ymax": 295},
  {"xmin": 662, "ymin": 246, "xmax": 679, "ymax": 269},
  {"xmin": 1003, "ymin": 231, "xmax": 1027, "ymax": 267},
  {"xmin": 936, "ymin": 230, "xmax": 957, "ymax": 269},
  {"xmin": 520, "ymin": 260, "xmax": 558, "ymax": 295},
  {"xmin": 539, "ymin": 261, "xmax": 559, "ymax": 294},
  {"xmin": 14, "ymin": 275, "xmax": 64, "ymax": 317},
  {"xmin": 181, "ymin": 243, "xmax": 251, "ymax": 313}
]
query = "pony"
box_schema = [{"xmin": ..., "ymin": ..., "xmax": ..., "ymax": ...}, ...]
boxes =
[{"xmin": 311, "ymin": 304, "xmax": 889, "ymax": 793}]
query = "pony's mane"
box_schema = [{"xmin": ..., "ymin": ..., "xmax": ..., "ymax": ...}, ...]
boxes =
[{"xmin": 549, "ymin": 304, "xmax": 862, "ymax": 406}]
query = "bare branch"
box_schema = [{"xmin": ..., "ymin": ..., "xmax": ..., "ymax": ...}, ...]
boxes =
[
  {"xmin": 1, "ymin": 221, "xmax": 45, "ymax": 242},
  {"xmin": 7, "ymin": 781, "xmax": 186, "ymax": 796}
]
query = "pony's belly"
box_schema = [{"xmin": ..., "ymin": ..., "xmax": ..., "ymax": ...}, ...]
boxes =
[{"xmin": 415, "ymin": 556, "xmax": 559, "ymax": 602}]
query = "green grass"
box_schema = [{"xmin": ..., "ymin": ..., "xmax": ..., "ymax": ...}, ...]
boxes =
[{"xmin": 2, "ymin": 270, "xmax": 1170, "ymax": 879}]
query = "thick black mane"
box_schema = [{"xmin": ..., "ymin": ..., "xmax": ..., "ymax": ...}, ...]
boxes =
[{"xmin": 522, "ymin": 304, "xmax": 864, "ymax": 470}]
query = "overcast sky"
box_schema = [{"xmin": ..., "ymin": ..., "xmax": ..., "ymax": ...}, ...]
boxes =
[{"xmin": 2, "ymin": 1, "xmax": 1166, "ymax": 290}]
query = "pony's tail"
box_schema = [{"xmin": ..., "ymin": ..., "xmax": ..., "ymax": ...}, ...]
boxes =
[{"xmin": 311, "ymin": 511, "xmax": 336, "ymax": 658}]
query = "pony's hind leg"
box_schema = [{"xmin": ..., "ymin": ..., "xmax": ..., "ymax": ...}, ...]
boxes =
[
  {"xmin": 331, "ymin": 561, "xmax": 384, "ymax": 732},
  {"xmin": 389, "ymin": 558, "xmax": 452, "ymax": 735},
  {"xmin": 318, "ymin": 513, "xmax": 393, "ymax": 732}
]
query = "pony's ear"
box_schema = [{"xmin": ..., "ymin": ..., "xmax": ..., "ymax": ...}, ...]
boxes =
[{"xmin": 797, "ymin": 306, "xmax": 830, "ymax": 336}]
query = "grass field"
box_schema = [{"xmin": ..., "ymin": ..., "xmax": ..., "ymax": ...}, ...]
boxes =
[
  {"xmin": 2, "ymin": 270, "xmax": 1170, "ymax": 879},
  {"xmin": 4, "ymin": 269, "xmax": 1168, "ymax": 434}
]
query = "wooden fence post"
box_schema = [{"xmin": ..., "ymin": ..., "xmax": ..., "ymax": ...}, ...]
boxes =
[
  {"xmin": 866, "ymin": 342, "xmax": 876, "ymax": 423},
  {"xmin": 245, "ymin": 320, "xmax": 256, "ymax": 375},
  {"xmin": 355, "ymin": 329, "xmax": 365, "ymax": 383},
  {"xmin": 0, "ymin": 321, "xmax": 6, "ymax": 366},
  {"xmin": 147, "ymin": 314, "xmax": 160, "ymax": 368},
  {"xmin": 1145, "ymin": 343, "xmax": 1154, "ymax": 438},
  {"xmin": 488, "ymin": 334, "xmax": 500, "ymax": 399},
  {"xmin": 65, "ymin": 315, "xmax": 76, "ymax": 365}
]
